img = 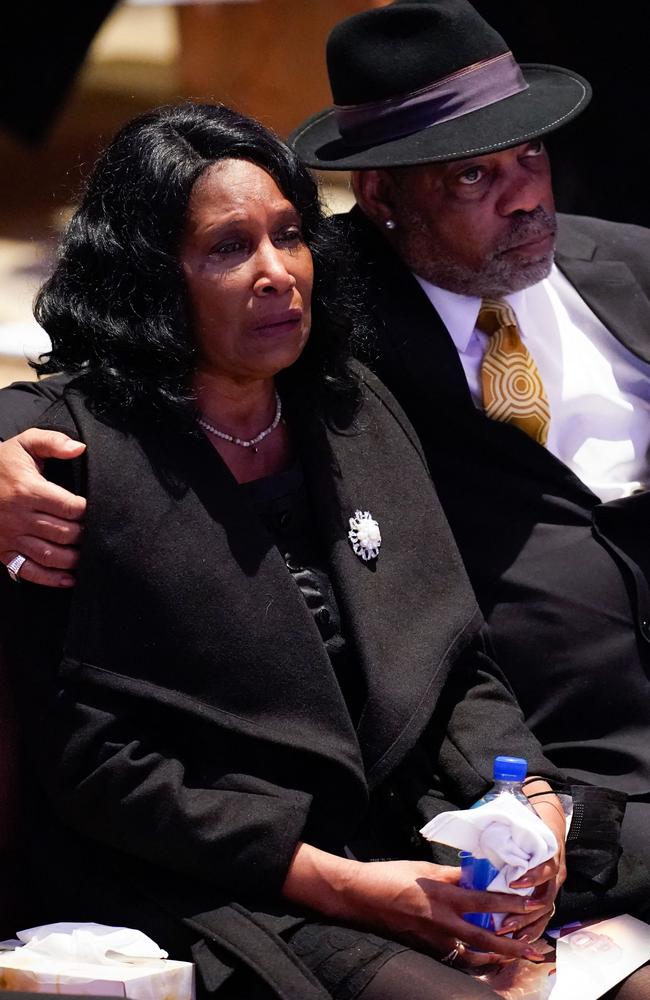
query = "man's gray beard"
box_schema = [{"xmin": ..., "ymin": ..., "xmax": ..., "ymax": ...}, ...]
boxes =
[{"xmin": 396, "ymin": 206, "xmax": 557, "ymax": 297}]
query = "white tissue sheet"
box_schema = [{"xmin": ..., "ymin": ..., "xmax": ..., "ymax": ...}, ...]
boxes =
[
  {"xmin": 420, "ymin": 794, "xmax": 558, "ymax": 893},
  {"xmin": 0, "ymin": 922, "xmax": 194, "ymax": 999},
  {"xmin": 16, "ymin": 923, "xmax": 169, "ymax": 965}
]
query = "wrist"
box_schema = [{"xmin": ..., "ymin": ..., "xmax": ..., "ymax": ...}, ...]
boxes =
[
  {"xmin": 532, "ymin": 801, "xmax": 567, "ymax": 847},
  {"xmin": 282, "ymin": 842, "xmax": 360, "ymax": 921},
  {"xmin": 524, "ymin": 780, "xmax": 567, "ymax": 846}
]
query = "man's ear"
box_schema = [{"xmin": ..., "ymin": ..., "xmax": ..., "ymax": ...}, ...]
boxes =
[{"xmin": 351, "ymin": 169, "xmax": 397, "ymax": 230}]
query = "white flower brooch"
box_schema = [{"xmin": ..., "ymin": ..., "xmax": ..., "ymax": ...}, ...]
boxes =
[{"xmin": 348, "ymin": 510, "xmax": 381, "ymax": 562}]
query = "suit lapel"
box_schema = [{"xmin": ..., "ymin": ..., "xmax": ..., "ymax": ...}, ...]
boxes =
[
  {"xmin": 164, "ymin": 432, "xmax": 365, "ymax": 751},
  {"xmin": 556, "ymin": 217, "xmax": 650, "ymax": 365},
  {"xmin": 71, "ymin": 407, "xmax": 368, "ymax": 810},
  {"xmin": 295, "ymin": 385, "xmax": 482, "ymax": 789},
  {"xmin": 347, "ymin": 206, "xmax": 477, "ymax": 420}
]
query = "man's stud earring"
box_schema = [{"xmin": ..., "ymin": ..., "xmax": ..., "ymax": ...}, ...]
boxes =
[{"xmin": 384, "ymin": 219, "xmax": 396, "ymax": 231}]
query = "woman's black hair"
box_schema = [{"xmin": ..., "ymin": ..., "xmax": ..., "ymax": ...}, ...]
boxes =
[{"xmin": 33, "ymin": 102, "xmax": 363, "ymax": 428}]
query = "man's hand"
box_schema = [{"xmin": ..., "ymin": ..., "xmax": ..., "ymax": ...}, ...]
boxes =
[{"xmin": 0, "ymin": 429, "xmax": 86, "ymax": 588}]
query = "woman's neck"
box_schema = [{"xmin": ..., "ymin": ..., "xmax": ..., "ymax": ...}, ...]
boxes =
[
  {"xmin": 195, "ymin": 372, "xmax": 277, "ymax": 439},
  {"xmin": 194, "ymin": 372, "xmax": 293, "ymax": 484}
]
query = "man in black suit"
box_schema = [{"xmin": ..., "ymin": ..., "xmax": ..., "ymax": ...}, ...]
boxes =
[
  {"xmin": 287, "ymin": 0, "xmax": 650, "ymax": 856},
  {"xmin": 3, "ymin": 0, "xmax": 650, "ymax": 856}
]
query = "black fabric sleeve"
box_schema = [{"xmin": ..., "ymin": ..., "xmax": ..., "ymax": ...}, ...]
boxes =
[
  {"xmin": 26, "ymin": 658, "xmax": 313, "ymax": 899},
  {"xmin": 434, "ymin": 631, "xmax": 564, "ymax": 806},
  {"xmin": 351, "ymin": 632, "xmax": 565, "ymax": 867},
  {"xmin": 15, "ymin": 577, "xmax": 313, "ymax": 903},
  {"xmin": 10, "ymin": 400, "xmax": 313, "ymax": 902},
  {"xmin": 0, "ymin": 375, "xmax": 70, "ymax": 440},
  {"xmin": 425, "ymin": 632, "xmax": 633, "ymax": 906}
]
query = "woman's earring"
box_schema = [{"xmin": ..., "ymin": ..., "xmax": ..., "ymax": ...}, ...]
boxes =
[{"xmin": 384, "ymin": 219, "xmax": 396, "ymax": 231}]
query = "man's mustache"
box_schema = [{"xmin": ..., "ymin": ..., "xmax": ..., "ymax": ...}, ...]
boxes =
[{"xmin": 496, "ymin": 207, "xmax": 557, "ymax": 254}]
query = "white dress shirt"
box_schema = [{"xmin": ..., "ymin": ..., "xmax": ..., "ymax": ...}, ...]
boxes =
[{"xmin": 414, "ymin": 265, "xmax": 650, "ymax": 502}]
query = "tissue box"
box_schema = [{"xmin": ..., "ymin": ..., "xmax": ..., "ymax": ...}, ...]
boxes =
[{"xmin": 0, "ymin": 952, "xmax": 194, "ymax": 1000}]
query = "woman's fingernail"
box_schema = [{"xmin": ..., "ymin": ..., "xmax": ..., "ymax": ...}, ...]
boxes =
[
  {"xmin": 524, "ymin": 939, "xmax": 553, "ymax": 958},
  {"xmin": 524, "ymin": 899, "xmax": 545, "ymax": 910}
]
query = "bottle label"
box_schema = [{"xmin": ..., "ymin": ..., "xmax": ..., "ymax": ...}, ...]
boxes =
[{"xmin": 459, "ymin": 852, "xmax": 500, "ymax": 931}]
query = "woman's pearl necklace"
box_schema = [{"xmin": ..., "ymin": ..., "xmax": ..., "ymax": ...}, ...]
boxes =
[{"xmin": 198, "ymin": 390, "xmax": 282, "ymax": 454}]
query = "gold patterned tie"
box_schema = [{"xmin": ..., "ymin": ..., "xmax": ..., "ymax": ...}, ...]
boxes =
[{"xmin": 477, "ymin": 298, "xmax": 550, "ymax": 446}]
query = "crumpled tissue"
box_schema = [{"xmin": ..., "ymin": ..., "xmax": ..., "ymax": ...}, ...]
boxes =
[
  {"xmin": 420, "ymin": 794, "xmax": 557, "ymax": 894},
  {"xmin": 0, "ymin": 922, "xmax": 194, "ymax": 999}
]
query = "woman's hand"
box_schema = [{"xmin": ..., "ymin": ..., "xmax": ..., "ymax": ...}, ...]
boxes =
[
  {"xmin": 283, "ymin": 843, "xmax": 552, "ymax": 967},
  {"xmin": 499, "ymin": 782, "xmax": 568, "ymax": 943},
  {"xmin": 0, "ymin": 430, "xmax": 85, "ymax": 587}
]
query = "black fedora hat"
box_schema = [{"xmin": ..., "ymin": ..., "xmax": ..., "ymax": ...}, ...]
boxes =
[{"xmin": 289, "ymin": 0, "xmax": 591, "ymax": 170}]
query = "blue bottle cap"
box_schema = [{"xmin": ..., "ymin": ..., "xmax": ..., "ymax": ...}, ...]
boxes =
[{"xmin": 493, "ymin": 755, "xmax": 527, "ymax": 781}]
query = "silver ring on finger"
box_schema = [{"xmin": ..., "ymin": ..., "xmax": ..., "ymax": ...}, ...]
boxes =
[
  {"xmin": 440, "ymin": 940, "xmax": 463, "ymax": 966},
  {"xmin": 6, "ymin": 553, "xmax": 27, "ymax": 583}
]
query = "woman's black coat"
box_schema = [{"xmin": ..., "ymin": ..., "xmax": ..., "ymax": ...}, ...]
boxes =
[{"xmin": 11, "ymin": 366, "xmax": 557, "ymax": 997}]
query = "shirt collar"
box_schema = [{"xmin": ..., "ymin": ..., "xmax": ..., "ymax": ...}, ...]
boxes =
[
  {"xmin": 413, "ymin": 272, "xmax": 544, "ymax": 351},
  {"xmin": 413, "ymin": 275, "xmax": 480, "ymax": 353}
]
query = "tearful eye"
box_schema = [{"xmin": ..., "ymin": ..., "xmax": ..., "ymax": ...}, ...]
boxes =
[
  {"xmin": 212, "ymin": 239, "xmax": 247, "ymax": 256},
  {"xmin": 457, "ymin": 166, "xmax": 485, "ymax": 186},
  {"xmin": 275, "ymin": 226, "xmax": 304, "ymax": 247}
]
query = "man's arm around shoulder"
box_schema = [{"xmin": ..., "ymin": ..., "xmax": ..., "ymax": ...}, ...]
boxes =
[{"xmin": 0, "ymin": 375, "xmax": 85, "ymax": 588}]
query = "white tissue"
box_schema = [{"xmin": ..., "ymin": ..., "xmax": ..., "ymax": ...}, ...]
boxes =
[
  {"xmin": 420, "ymin": 794, "xmax": 557, "ymax": 893},
  {"xmin": 15, "ymin": 922, "xmax": 168, "ymax": 968}
]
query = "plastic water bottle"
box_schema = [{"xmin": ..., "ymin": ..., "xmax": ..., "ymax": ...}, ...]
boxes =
[{"xmin": 459, "ymin": 755, "xmax": 533, "ymax": 931}]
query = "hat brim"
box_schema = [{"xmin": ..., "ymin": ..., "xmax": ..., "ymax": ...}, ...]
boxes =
[{"xmin": 289, "ymin": 65, "xmax": 591, "ymax": 170}]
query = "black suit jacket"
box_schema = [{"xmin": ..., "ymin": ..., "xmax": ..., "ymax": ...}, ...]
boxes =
[
  {"xmin": 344, "ymin": 208, "xmax": 650, "ymax": 797},
  {"xmin": 7, "ymin": 368, "xmax": 558, "ymax": 996}
]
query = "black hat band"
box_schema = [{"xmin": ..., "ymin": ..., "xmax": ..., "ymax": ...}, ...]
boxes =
[{"xmin": 334, "ymin": 51, "xmax": 528, "ymax": 148}]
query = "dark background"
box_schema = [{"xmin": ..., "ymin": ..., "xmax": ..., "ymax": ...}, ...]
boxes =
[
  {"xmin": 474, "ymin": 2, "xmax": 647, "ymax": 226},
  {"xmin": 1, "ymin": 2, "xmax": 646, "ymax": 226}
]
